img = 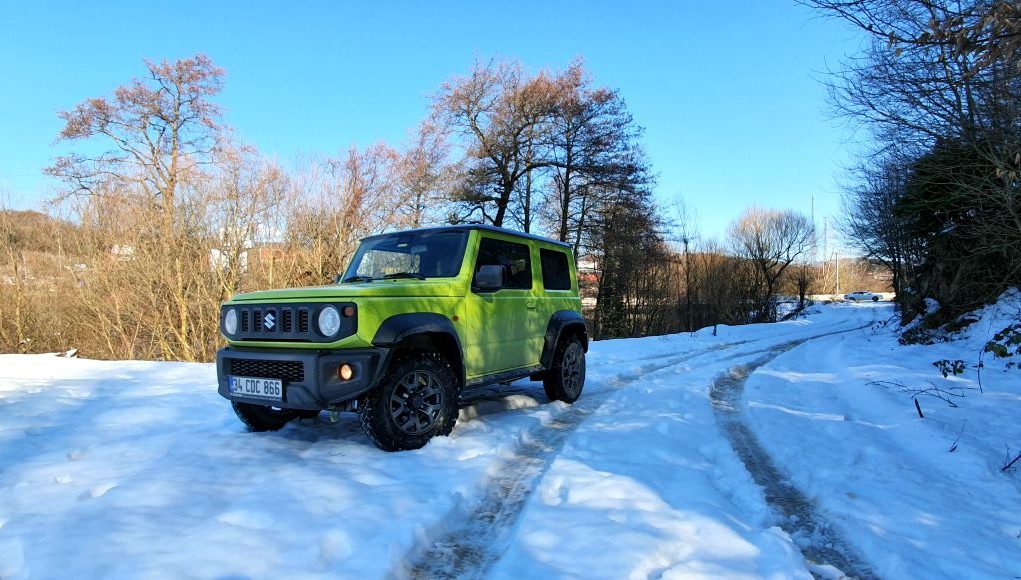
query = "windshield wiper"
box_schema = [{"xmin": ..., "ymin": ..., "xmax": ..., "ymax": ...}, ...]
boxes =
[
  {"xmin": 341, "ymin": 275, "xmax": 374, "ymax": 283},
  {"xmin": 381, "ymin": 272, "xmax": 426, "ymax": 280}
]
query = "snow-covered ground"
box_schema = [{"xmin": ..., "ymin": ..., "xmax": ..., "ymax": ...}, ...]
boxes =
[
  {"xmin": 744, "ymin": 293, "xmax": 1021, "ymax": 579},
  {"xmin": 0, "ymin": 298, "xmax": 1018, "ymax": 579}
]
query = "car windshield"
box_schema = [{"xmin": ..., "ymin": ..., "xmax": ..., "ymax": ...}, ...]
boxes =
[{"xmin": 342, "ymin": 230, "xmax": 468, "ymax": 281}]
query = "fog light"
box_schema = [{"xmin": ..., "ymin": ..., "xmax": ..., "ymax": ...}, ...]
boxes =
[{"xmin": 338, "ymin": 363, "xmax": 355, "ymax": 381}]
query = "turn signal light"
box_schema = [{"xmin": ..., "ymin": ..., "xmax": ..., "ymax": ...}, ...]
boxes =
[
  {"xmin": 338, "ymin": 363, "xmax": 355, "ymax": 381},
  {"xmin": 342, "ymin": 306, "xmax": 355, "ymax": 317}
]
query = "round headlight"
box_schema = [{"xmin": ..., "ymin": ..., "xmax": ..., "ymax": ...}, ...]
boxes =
[
  {"xmin": 224, "ymin": 309, "xmax": 238, "ymax": 335},
  {"xmin": 318, "ymin": 306, "xmax": 341, "ymax": 337}
]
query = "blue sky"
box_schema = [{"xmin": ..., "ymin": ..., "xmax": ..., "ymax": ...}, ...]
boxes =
[{"xmin": 0, "ymin": 1, "xmax": 864, "ymax": 241}]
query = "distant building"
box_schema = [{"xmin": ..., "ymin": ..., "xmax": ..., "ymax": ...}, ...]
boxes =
[{"xmin": 110, "ymin": 245, "xmax": 135, "ymax": 259}]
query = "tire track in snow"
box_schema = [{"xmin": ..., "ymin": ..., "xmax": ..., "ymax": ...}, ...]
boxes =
[
  {"xmin": 456, "ymin": 340, "xmax": 748, "ymax": 412},
  {"xmin": 710, "ymin": 327, "xmax": 878, "ymax": 580},
  {"xmin": 400, "ymin": 342, "xmax": 741, "ymax": 580}
]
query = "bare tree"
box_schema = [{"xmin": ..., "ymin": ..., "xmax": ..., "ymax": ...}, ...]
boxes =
[
  {"xmin": 206, "ymin": 142, "xmax": 289, "ymax": 301},
  {"xmin": 286, "ymin": 144, "xmax": 399, "ymax": 284},
  {"xmin": 840, "ymin": 154, "xmax": 925, "ymax": 298},
  {"xmin": 790, "ymin": 261, "xmax": 819, "ymax": 311},
  {"xmin": 546, "ymin": 60, "xmax": 643, "ymax": 256},
  {"xmin": 393, "ymin": 120, "xmax": 453, "ymax": 228},
  {"xmin": 46, "ymin": 55, "xmax": 225, "ymax": 231},
  {"xmin": 729, "ymin": 208, "xmax": 815, "ymax": 321},
  {"xmin": 671, "ymin": 196, "xmax": 700, "ymax": 330},
  {"xmin": 433, "ymin": 59, "xmax": 556, "ymax": 226},
  {"xmin": 589, "ymin": 150, "xmax": 661, "ymax": 338},
  {"xmin": 691, "ymin": 238, "xmax": 757, "ymax": 332},
  {"xmin": 805, "ymin": 0, "xmax": 1021, "ymax": 318}
]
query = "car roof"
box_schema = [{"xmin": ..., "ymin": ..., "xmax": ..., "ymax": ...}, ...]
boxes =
[{"xmin": 361, "ymin": 224, "xmax": 573, "ymax": 249}]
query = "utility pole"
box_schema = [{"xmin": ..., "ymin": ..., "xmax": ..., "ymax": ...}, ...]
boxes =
[
  {"xmin": 684, "ymin": 236, "xmax": 692, "ymax": 332},
  {"xmin": 822, "ymin": 216, "xmax": 829, "ymax": 265},
  {"xmin": 834, "ymin": 250, "xmax": 841, "ymax": 294},
  {"xmin": 810, "ymin": 195, "xmax": 817, "ymax": 263}
]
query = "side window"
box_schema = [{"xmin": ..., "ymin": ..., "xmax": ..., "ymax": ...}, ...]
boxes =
[
  {"xmin": 540, "ymin": 249, "xmax": 571, "ymax": 290},
  {"xmin": 474, "ymin": 237, "xmax": 533, "ymax": 289}
]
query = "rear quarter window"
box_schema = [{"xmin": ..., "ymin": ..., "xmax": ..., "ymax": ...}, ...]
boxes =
[{"xmin": 540, "ymin": 248, "xmax": 572, "ymax": 291}]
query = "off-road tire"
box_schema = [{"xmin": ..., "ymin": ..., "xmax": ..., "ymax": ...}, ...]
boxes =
[
  {"xmin": 360, "ymin": 351, "xmax": 460, "ymax": 451},
  {"xmin": 544, "ymin": 337, "xmax": 586, "ymax": 403},
  {"xmin": 232, "ymin": 401, "xmax": 300, "ymax": 432},
  {"xmin": 872, "ymin": 295, "xmax": 879, "ymax": 302}
]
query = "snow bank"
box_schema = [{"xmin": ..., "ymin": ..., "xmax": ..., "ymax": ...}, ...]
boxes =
[{"xmin": 744, "ymin": 291, "xmax": 1021, "ymax": 578}]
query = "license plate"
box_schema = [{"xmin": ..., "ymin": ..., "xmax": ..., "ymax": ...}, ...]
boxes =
[{"xmin": 228, "ymin": 376, "xmax": 283, "ymax": 401}]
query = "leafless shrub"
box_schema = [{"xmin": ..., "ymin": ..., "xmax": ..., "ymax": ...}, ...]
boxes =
[
  {"xmin": 869, "ymin": 379, "xmax": 974, "ymax": 408},
  {"xmin": 1003, "ymin": 446, "xmax": 1021, "ymax": 473}
]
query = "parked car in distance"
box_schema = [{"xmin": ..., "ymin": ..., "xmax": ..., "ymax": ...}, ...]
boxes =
[{"xmin": 845, "ymin": 290, "xmax": 881, "ymax": 302}]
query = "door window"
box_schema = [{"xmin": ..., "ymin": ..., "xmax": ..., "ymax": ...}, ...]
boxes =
[{"xmin": 474, "ymin": 237, "xmax": 533, "ymax": 289}]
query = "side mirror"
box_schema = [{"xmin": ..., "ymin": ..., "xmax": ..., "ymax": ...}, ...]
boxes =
[{"xmin": 474, "ymin": 264, "xmax": 504, "ymax": 292}]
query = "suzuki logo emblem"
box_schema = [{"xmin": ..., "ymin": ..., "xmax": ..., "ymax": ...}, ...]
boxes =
[{"xmin": 264, "ymin": 312, "xmax": 276, "ymax": 330}]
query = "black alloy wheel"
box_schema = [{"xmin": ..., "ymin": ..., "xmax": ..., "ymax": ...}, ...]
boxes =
[
  {"xmin": 544, "ymin": 337, "xmax": 586, "ymax": 403},
  {"xmin": 389, "ymin": 370, "xmax": 445, "ymax": 435},
  {"xmin": 360, "ymin": 351, "xmax": 459, "ymax": 451}
]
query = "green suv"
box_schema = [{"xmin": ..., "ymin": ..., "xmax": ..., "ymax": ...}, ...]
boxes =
[{"xmin": 216, "ymin": 225, "xmax": 588, "ymax": 451}]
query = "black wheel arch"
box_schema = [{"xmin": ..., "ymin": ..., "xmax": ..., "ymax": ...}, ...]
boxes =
[
  {"xmin": 540, "ymin": 310, "xmax": 589, "ymax": 370},
  {"xmin": 372, "ymin": 313, "xmax": 465, "ymax": 387}
]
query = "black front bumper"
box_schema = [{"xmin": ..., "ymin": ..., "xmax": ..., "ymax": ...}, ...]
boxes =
[{"xmin": 216, "ymin": 346, "xmax": 389, "ymax": 410}]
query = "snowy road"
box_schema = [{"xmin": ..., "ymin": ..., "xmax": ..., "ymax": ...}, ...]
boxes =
[
  {"xmin": 406, "ymin": 343, "xmax": 740, "ymax": 579},
  {"xmin": 2, "ymin": 301, "xmax": 1019, "ymax": 579},
  {"xmin": 710, "ymin": 333, "xmax": 875, "ymax": 579}
]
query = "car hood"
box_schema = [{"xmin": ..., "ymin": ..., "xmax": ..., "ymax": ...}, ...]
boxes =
[{"xmin": 229, "ymin": 278, "xmax": 466, "ymax": 302}]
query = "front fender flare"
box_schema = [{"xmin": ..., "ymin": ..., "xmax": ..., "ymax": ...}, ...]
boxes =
[{"xmin": 372, "ymin": 313, "xmax": 465, "ymax": 384}]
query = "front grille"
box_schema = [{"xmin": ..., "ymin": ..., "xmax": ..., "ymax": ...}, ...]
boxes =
[
  {"xmin": 228, "ymin": 358, "xmax": 304, "ymax": 383},
  {"xmin": 232, "ymin": 305, "xmax": 314, "ymax": 341},
  {"xmin": 224, "ymin": 302, "xmax": 356, "ymax": 342}
]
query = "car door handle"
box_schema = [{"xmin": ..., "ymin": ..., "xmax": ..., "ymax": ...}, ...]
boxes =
[{"xmin": 526, "ymin": 301, "xmax": 536, "ymax": 309}]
